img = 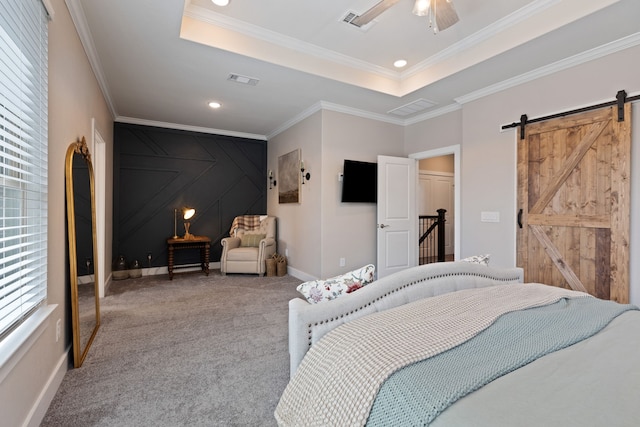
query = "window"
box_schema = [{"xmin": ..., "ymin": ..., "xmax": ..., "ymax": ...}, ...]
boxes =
[{"xmin": 0, "ymin": 0, "xmax": 49, "ymax": 340}]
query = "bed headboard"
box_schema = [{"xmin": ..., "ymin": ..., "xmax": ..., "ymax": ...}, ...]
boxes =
[{"xmin": 288, "ymin": 261, "xmax": 523, "ymax": 376}]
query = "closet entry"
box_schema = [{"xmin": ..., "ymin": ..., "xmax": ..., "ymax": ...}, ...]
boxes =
[{"xmin": 516, "ymin": 103, "xmax": 631, "ymax": 303}]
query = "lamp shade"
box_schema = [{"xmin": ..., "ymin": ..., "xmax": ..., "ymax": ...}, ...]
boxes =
[{"xmin": 183, "ymin": 208, "xmax": 195, "ymax": 220}]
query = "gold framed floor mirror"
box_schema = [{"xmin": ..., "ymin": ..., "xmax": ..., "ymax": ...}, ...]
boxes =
[{"xmin": 65, "ymin": 137, "xmax": 100, "ymax": 368}]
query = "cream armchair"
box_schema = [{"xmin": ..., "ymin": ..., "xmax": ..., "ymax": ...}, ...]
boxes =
[{"xmin": 220, "ymin": 216, "xmax": 277, "ymax": 276}]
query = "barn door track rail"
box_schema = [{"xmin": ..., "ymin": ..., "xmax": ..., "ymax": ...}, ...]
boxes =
[{"xmin": 502, "ymin": 90, "xmax": 640, "ymax": 139}]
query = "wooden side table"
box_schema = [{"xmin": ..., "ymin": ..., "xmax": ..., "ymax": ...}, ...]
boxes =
[{"xmin": 167, "ymin": 236, "xmax": 211, "ymax": 280}]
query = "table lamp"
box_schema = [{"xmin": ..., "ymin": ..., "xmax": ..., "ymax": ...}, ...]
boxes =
[
  {"xmin": 174, "ymin": 207, "xmax": 196, "ymax": 239},
  {"xmin": 183, "ymin": 207, "xmax": 195, "ymax": 239}
]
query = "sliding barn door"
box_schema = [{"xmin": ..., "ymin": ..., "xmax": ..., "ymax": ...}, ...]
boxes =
[{"xmin": 517, "ymin": 105, "xmax": 631, "ymax": 303}]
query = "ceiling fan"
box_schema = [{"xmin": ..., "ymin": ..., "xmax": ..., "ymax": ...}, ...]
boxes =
[{"xmin": 349, "ymin": 0, "xmax": 459, "ymax": 33}]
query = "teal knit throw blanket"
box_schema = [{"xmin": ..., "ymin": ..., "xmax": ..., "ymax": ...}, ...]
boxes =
[{"xmin": 367, "ymin": 297, "xmax": 637, "ymax": 426}]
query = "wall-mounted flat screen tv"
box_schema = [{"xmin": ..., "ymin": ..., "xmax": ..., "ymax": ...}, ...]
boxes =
[{"xmin": 341, "ymin": 159, "xmax": 377, "ymax": 203}]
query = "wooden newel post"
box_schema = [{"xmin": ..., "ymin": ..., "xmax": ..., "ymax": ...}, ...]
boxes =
[{"xmin": 437, "ymin": 209, "xmax": 447, "ymax": 262}]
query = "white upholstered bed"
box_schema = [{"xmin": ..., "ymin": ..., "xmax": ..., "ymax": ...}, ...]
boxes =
[{"xmin": 277, "ymin": 262, "xmax": 640, "ymax": 426}]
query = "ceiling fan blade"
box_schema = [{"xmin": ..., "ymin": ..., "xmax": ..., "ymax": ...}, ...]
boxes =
[
  {"xmin": 351, "ymin": 0, "xmax": 401, "ymax": 27},
  {"xmin": 433, "ymin": 0, "xmax": 459, "ymax": 31}
]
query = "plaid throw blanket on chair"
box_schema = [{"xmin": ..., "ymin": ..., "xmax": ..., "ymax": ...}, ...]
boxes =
[{"xmin": 229, "ymin": 215, "xmax": 262, "ymax": 236}]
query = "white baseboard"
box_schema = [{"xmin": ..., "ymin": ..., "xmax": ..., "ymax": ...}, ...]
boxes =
[
  {"xmin": 287, "ymin": 266, "xmax": 316, "ymax": 282},
  {"xmin": 139, "ymin": 262, "xmax": 221, "ymax": 277},
  {"xmin": 25, "ymin": 347, "xmax": 70, "ymax": 427}
]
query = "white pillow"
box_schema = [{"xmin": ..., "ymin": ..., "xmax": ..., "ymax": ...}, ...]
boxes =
[
  {"xmin": 296, "ymin": 264, "xmax": 375, "ymax": 304},
  {"xmin": 459, "ymin": 254, "xmax": 490, "ymax": 266}
]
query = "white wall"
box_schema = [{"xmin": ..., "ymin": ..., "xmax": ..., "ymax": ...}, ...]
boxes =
[
  {"xmin": 268, "ymin": 43, "xmax": 640, "ymax": 307},
  {"xmin": 268, "ymin": 109, "xmax": 404, "ymax": 280},
  {"xmin": 405, "ymin": 43, "xmax": 640, "ymax": 305},
  {"xmin": 405, "ymin": 109, "xmax": 463, "ymax": 155},
  {"xmin": 268, "ymin": 111, "xmax": 323, "ymax": 279},
  {"xmin": 0, "ymin": 0, "xmax": 114, "ymax": 424},
  {"xmin": 321, "ymin": 110, "xmax": 404, "ymax": 278}
]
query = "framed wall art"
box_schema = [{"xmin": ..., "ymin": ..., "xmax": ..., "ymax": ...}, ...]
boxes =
[{"xmin": 278, "ymin": 149, "xmax": 301, "ymax": 204}]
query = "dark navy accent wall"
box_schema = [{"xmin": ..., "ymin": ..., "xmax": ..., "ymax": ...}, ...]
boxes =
[{"xmin": 113, "ymin": 122, "xmax": 266, "ymax": 269}]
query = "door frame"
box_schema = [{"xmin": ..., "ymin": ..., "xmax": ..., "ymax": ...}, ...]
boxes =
[
  {"xmin": 92, "ymin": 118, "xmax": 107, "ymax": 298},
  {"xmin": 418, "ymin": 170, "xmax": 454, "ymax": 255},
  {"xmin": 409, "ymin": 145, "xmax": 460, "ymax": 261}
]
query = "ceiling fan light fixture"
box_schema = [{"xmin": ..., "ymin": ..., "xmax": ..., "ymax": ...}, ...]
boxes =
[
  {"xmin": 211, "ymin": 0, "xmax": 230, "ymax": 6},
  {"xmin": 413, "ymin": 0, "xmax": 458, "ymax": 33},
  {"xmin": 412, "ymin": 0, "xmax": 430, "ymax": 17}
]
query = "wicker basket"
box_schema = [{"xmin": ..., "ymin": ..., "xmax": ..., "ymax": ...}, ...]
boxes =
[
  {"xmin": 265, "ymin": 258, "xmax": 277, "ymax": 277},
  {"xmin": 277, "ymin": 257, "xmax": 287, "ymax": 276}
]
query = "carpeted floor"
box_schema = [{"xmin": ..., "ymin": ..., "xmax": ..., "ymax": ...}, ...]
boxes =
[{"xmin": 41, "ymin": 270, "xmax": 302, "ymax": 427}]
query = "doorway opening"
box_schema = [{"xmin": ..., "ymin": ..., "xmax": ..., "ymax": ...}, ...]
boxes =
[{"xmin": 410, "ymin": 145, "xmax": 460, "ymax": 262}]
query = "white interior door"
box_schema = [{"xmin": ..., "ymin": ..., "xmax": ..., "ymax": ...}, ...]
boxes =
[{"xmin": 377, "ymin": 155, "xmax": 417, "ymax": 278}]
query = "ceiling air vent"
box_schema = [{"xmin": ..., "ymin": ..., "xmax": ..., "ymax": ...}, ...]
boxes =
[
  {"xmin": 343, "ymin": 11, "xmax": 358, "ymax": 24},
  {"xmin": 227, "ymin": 73, "xmax": 259, "ymax": 86},
  {"xmin": 388, "ymin": 99, "xmax": 438, "ymax": 116},
  {"xmin": 342, "ymin": 10, "xmax": 376, "ymax": 30}
]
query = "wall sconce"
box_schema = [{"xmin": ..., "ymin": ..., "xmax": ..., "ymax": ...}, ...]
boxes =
[
  {"xmin": 174, "ymin": 207, "xmax": 196, "ymax": 239},
  {"xmin": 269, "ymin": 170, "xmax": 276, "ymax": 189},
  {"xmin": 301, "ymin": 161, "xmax": 311, "ymax": 184}
]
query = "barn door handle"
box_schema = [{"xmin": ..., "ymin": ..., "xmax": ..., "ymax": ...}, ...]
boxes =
[{"xmin": 517, "ymin": 209, "xmax": 523, "ymax": 229}]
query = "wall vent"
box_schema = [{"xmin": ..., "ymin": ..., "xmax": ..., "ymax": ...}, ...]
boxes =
[{"xmin": 227, "ymin": 73, "xmax": 260, "ymax": 86}]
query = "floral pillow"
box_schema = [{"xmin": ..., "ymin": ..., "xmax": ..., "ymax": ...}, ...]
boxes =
[
  {"xmin": 459, "ymin": 254, "xmax": 490, "ymax": 266},
  {"xmin": 297, "ymin": 264, "xmax": 376, "ymax": 304}
]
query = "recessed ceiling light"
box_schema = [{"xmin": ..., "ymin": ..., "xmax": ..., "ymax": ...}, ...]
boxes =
[
  {"xmin": 211, "ymin": 0, "xmax": 230, "ymax": 6},
  {"xmin": 394, "ymin": 59, "xmax": 407, "ymax": 68},
  {"xmin": 208, "ymin": 101, "xmax": 222, "ymax": 109}
]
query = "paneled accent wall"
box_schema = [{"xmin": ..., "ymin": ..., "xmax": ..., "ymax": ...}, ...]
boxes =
[{"xmin": 113, "ymin": 123, "xmax": 266, "ymax": 269}]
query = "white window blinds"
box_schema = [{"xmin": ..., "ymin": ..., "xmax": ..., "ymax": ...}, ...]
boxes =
[{"xmin": 0, "ymin": 0, "xmax": 49, "ymax": 339}]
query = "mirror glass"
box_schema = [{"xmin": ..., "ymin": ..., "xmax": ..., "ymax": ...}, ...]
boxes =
[{"xmin": 65, "ymin": 137, "xmax": 100, "ymax": 368}]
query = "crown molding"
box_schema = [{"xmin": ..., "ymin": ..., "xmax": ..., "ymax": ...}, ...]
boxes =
[
  {"xmin": 267, "ymin": 101, "xmax": 406, "ymax": 140},
  {"xmin": 404, "ymin": 0, "xmax": 562, "ymax": 78},
  {"xmin": 65, "ymin": 0, "xmax": 117, "ymax": 119},
  {"xmin": 116, "ymin": 30, "xmax": 640, "ymax": 140},
  {"xmin": 455, "ymin": 31, "xmax": 640, "ymax": 105},
  {"xmin": 67, "ymin": 0, "xmax": 635, "ymax": 142},
  {"xmin": 184, "ymin": 3, "xmax": 399, "ymax": 81},
  {"xmin": 270, "ymin": 29, "xmax": 639, "ymax": 136},
  {"xmin": 320, "ymin": 101, "xmax": 406, "ymax": 126},
  {"xmin": 267, "ymin": 103, "xmax": 323, "ymax": 140},
  {"xmin": 403, "ymin": 103, "xmax": 462, "ymax": 125},
  {"xmin": 116, "ymin": 116, "xmax": 267, "ymax": 141}
]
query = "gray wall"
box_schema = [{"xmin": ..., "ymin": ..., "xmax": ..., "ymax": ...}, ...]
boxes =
[
  {"xmin": 268, "ymin": 109, "xmax": 404, "ymax": 280},
  {"xmin": 404, "ymin": 44, "xmax": 640, "ymax": 305},
  {"xmin": 266, "ymin": 43, "xmax": 640, "ymax": 309}
]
